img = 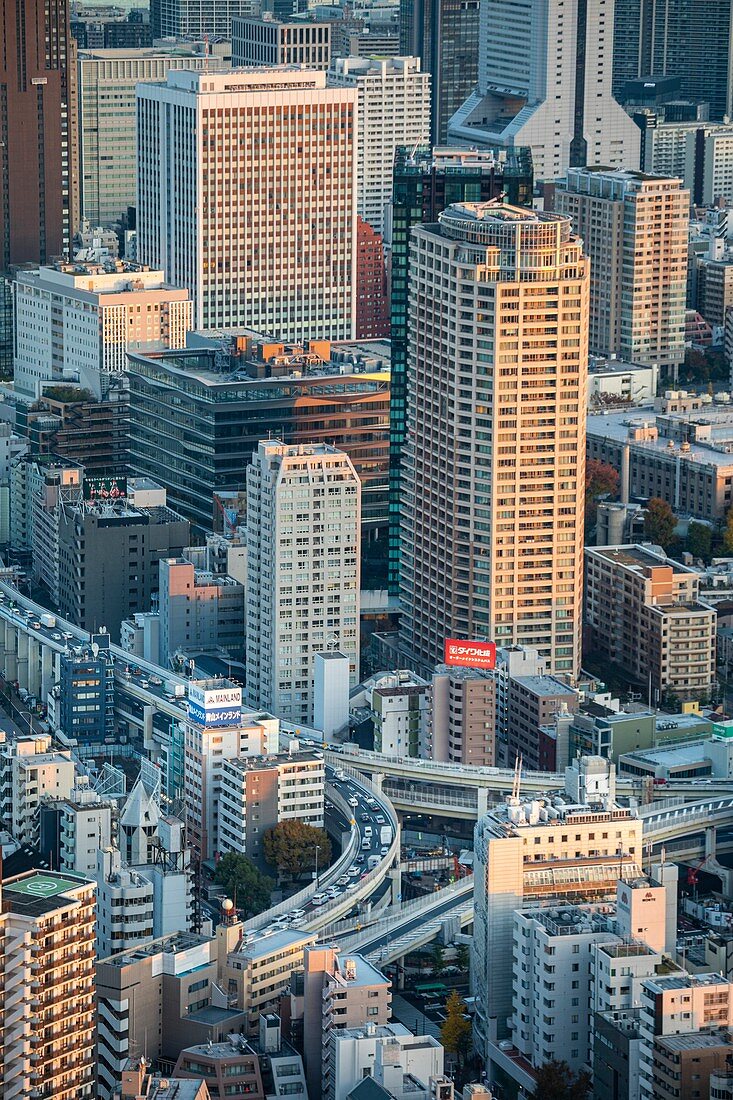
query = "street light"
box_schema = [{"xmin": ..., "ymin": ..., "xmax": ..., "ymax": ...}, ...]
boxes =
[{"xmin": 313, "ymin": 844, "xmax": 322, "ymax": 887}]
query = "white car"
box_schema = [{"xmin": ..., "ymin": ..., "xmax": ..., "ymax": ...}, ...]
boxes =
[
  {"xmin": 327, "ymin": 887, "xmax": 342, "ymax": 899},
  {"xmin": 289, "ymin": 909, "xmax": 306, "ymax": 920},
  {"xmin": 380, "ymin": 846, "xmax": 389, "ymax": 856},
  {"xmin": 348, "ymin": 797, "xmax": 359, "ymax": 807},
  {"xmin": 347, "ymin": 865, "xmax": 359, "ymax": 876},
  {"xmin": 336, "ymin": 876, "xmax": 351, "ymax": 887}
]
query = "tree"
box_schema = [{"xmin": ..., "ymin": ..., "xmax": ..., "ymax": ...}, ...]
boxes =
[
  {"xmin": 440, "ymin": 991, "xmax": 473, "ymax": 1067},
  {"xmin": 262, "ymin": 820, "xmax": 332, "ymax": 879},
  {"xmin": 723, "ymin": 508, "xmax": 733, "ymax": 555},
  {"xmin": 531, "ymin": 1060, "xmax": 592, "ymax": 1100},
  {"xmin": 687, "ymin": 521, "xmax": 712, "ymax": 562},
  {"xmin": 213, "ymin": 853, "xmax": 273, "ymax": 919},
  {"xmin": 644, "ymin": 497, "xmax": 677, "ymax": 550},
  {"xmin": 455, "ymin": 943, "xmax": 470, "ymax": 972},
  {"xmin": 585, "ymin": 458, "xmax": 620, "ymax": 522},
  {"xmin": 431, "ymin": 943, "xmax": 446, "ymax": 976}
]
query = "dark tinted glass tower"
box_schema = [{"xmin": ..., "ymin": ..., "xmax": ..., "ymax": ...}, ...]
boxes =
[
  {"xmin": 387, "ymin": 145, "xmax": 533, "ymax": 596},
  {"xmin": 613, "ymin": 0, "xmax": 733, "ymax": 120},
  {"xmin": 399, "ymin": 0, "xmax": 480, "ymax": 144}
]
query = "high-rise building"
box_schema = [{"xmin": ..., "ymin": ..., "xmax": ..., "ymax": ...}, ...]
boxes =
[
  {"xmin": 555, "ymin": 169, "xmax": 689, "ymax": 381},
  {"xmin": 127, "ymin": 338, "xmax": 390, "ymax": 532},
  {"xmin": 0, "ymin": 869, "xmax": 96, "ymax": 1099},
  {"xmin": 77, "ymin": 49, "xmax": 223, "ymax": 227},
  {"xmin": 150, "ymin": 0, "xmax": 257, "ymax": 39},
  {"xmin": 1, "ymin": 0, "xmax": 78, "ymax": 270},
  {"xmin": 327, "ymin": 57, "xmax": 431, "ymax": 236},
  {"xmin": 137, "ymin": 69, "xmax": 357, "ymax": 339},
  {"xmin": 14, "ymin": 261, "xmax": 192, "ymax": 399},
  {"xmin": 613, "ymin": 0, "xmax": 733, "ymax": 122},
  {"xmin": 448, "ymin": 0, "xmax": 640, "ymax": 180},
  {"xmin": 246, "ymin": 441, "xmax": 360, "ymax": 722},
  {"xmin": 355, "ymin": 218, "xmax": 390, "ymax": 339},
  {"xmin": 399, "ymin": 0, "xmax": 480, "ymax": 144},
  {"xmin": 387, "ymin": 145, "xmax": 532, "ymax": 596},
  {"xmin": 231, "ymin": 17, "xmax": 331, "ymax": 69},
  {"xmin": 399, "ymin": 200, "xmax": 587, "ymax": 677}
]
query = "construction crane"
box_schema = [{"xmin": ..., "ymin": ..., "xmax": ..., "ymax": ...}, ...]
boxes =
[{"xmin": 687, "ymin": 853, "xmax": 713, "ymax": 894}]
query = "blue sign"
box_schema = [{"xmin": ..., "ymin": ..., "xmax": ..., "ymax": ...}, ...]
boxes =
[{"xmin": 187, "ymin": 702, "xmax": 241, "ymax": 728}]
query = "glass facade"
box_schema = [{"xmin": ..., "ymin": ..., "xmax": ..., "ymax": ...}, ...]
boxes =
[{"xmin": 387, "ymin": 146, "xmax": 533, "ymax": 595}]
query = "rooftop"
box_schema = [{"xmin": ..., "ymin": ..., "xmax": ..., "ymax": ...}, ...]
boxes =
[
  {"xmin": 587, "ymin": 408, "xmax": 733, "ymax": 470},
  {"xmin": 587, "ymin": 544, "xmax": 697, "ymax": 575},
  {"xmin": 240, "ymin": 928, "xmax": 316, "ymax": 960},
  {"xmin": 656, "ymin": 1028, "xmax": 732, "ymax": 1053},
  {"xmin": 177, "ymin": 1038, "xmax": 257, "ymax": 1061},
  {"xmin": 223, "ymin": 749, "xmax": 324, "ymax": 773},
  {"xmin": 100, "ymin": 930, "xmax": 213, "ymax": 966},
  {"xmin": 327, "ymin": 952, "xmax": 390, "ymax": 989},
  {"xmin": 3, "ymin": 870, "xmax": 93, "ymax": 916},
  {"xmin": 510, "ymin": 674, "xmax": 578, "ymax": 697},
  {"xmin": 644, "ymin": 971, "xmax": 730, "ymax": 994},
  {"xmin": 333, "ymin": 1023, "xmax": 412, "ymax": 1043}
]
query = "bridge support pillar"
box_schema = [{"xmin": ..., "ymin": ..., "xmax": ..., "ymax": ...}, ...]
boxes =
[
  {"xmin": 370, "ymin": 772, "xmax": 384, "ymax": 794},
  {"xmin": 4, "ymin": 622, "xmax": 17, "ymax": 684},
  {"xmin": 142, "ymin": 706, "xmax": 155, "ymax": 753},
  {"xmin": 389, "ymin": 865, "xmax": 402, "ymax": 907},
  {"xmin": 27, "ymin": 637, "xmax": 41, "ymax": 697},
  {"xmin": 15, "ymin": 630, "xmax": 29, "ymax": 691},
  {"xmin": 706, "ymin": 826, "xmax": 717, "ymax": 859},
  {"xmin": 477, "ymin": 788, "xmax": 489, "ymax": 818},
  {"xmin": 40, "ymin": 645, "xmax": 54, "ymax": 701}
]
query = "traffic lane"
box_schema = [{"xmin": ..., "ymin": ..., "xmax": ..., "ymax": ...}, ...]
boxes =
[{"xmin": 353, "ymin": 892, "xmax": 468, "ymax": 956}]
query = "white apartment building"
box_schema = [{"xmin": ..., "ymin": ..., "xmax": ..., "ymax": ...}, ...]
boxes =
[
  {"xmin": 245, "ymin": 440, "xmax": 360, "ymax": 724},
  {"xmin": 183, "ymin": 687, "xmax": 279, "ymax": 861},
  {"xmin": 369, "ymin": 671, "xmax": 431, "ymax": 755},
  {"xmin": 399, "ymin": 202, "xmax": 587, "ymax": 677},
  {"xmin": 328, "ymin": 1024, "xmax": 445, "ymax": 1100},
  {"xmin": 137, "ymin": 68, "xmax": 358, "ymax": 338},
  {"xmin": 328, "ymin": 57, "xmax": 431, "ymax": 235},
  {"xmin": 56, "ymin": 786, "xmax": 115, "ymax": 875},
  {"xmin": 448, "ymin": 0, "xmax": 639, "ymax": 180},
  {"xmin": 13, "ymin": 261, "xmax": 192, "ymax": 399},
  {"xmin": 96, "ymin": 847, "xmax": 155, "ymax": 958},
  {"xmin": 0, "ymin": 733, "xmax": 76, "ymax": 846},
  {"xmin": 0, "ymin": 870, "xmax": 96, "ymax": 1100},
  {"xmin": 555, "ymin": 169, "xmax": 688, "ymax": 379},
  {"xmin": 472, "ymin": 757, "xmax": 644, "ymax": 1062},
  {"xmin": 218, "ymin": 749, "xmax": 325, "ymax": 861},
  {"xmin": 78, "ymin": 49, "xmax": 224, "ymax": 226},
  {"xmin": 702, "ymin": 128, "xmax": 733, "ymax": 206}
]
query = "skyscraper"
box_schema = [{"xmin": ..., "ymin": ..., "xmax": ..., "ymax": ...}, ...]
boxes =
[
  {"xmin": 1, "ymin": 0, "xmax": 78, "ymax": 268},
  {"xmin": 449, "ymin": 0, "xmax": 640, "ymax": 180},
  {"xmin": 613, "ymin": 0, "xmax": 733, "ymax": 121},
  {"xmin": 555, "ymin": 168, "xmax": 689, "ymax": 381},
  {"xmin": 387, "ymin": 145, "xmax": 533, "ymax": 596},
  {"xmin": 0, "ymin": 870, "xmax": 96, "ymax": 1098},
  {"xmin": 246, "ymin": 440, "xmax": 360, "ymax": 724},
  {"xmin": 327, "ymin": 57, "xmax": 431, "ymax": 237},
  {"xmin": 399, "ymin": 0, "xmax": 480, "ymax": 144},
  {"xmin": 137, "ymin": 69, "xmax": 357, "ymax": 339},
  {"xmin": 399, "ymin": 200, "xmax": 588, "ymax": 678}
]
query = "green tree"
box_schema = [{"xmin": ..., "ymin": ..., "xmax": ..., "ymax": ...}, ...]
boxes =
[
  {"xmin": 262, "ymin": 820, "xmax": 332, "ymax": 879},
  {"xmin": 455, "ymin": 943, "xmax": 470, "ymax": 972},
  {"xmin": 723, "ymin": 508, "xmax": 733, "ymax": 555},
  {"xmin": 440, "ymin": 991, "xmax": 473, "ymax": 1067},
  {"xmin": 531, "ymin": 1060, "xmax": 592, "ymax": 1100},
  {"xmin": 686, "ymin": 521, "xmax": 712, "ymax": 562},
  {"xmin": 644, "ymin": 497, "xmax": 677, "ymax": 549},
  {"xmin": 431, "ymin": 943, "xmax": 446, "ymax": 976},
  {"xmin": 213, "ymin": 853, "xmax": 273, "ymax": 919},
  {"xmin": 585, "ymin": 458, "xmax": 620, "ymax": 522}
]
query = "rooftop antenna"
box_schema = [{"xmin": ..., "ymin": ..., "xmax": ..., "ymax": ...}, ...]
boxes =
[{"xmin": 204, "ymin": 33, "xmax": 210, "ymax": 72}]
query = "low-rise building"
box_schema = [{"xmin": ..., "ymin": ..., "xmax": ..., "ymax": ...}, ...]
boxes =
[
  {"xmin": 222, "ymin": 928, "xmax": 318, "ymax": 1033},
  {"xmin": 218, "ymin": 749, "xmax": 325, "ymax": 862},
  {"xmin": 585, "ymin": 545, "xmax": 717, "ymax": 701},
  {"xmin": 588, "ymin": 357, "xmax": 660, "ymax": 408},
  {"xmin": 329, "ymin": 1024, "xmax": 444, "ymax": 1100},
  {"xmin": 506, "ymin": 675, "xmax": 579, "ymax": 771},
  {"xmin": 593, "ymin": 1008, "xmax": 642, "ymax": 1100},
  {"xmin": 428, "ymin": 665, "xmax": 497, "ymax": 766},
  {"xmin": 369, "ymin": 672, "xmax": 431, "ymax": 756},
  {"xmin": 56, "ymin": 636, "xmax": 116, "ymax": 746},
  {"xmin": 39, "ymin": 784, "xmax": 115, "ymax": 875},
  {"xmin": 653, "ymin": 1028, "xmax": 733, "ymax": 1100},
  {"xmin": 0, "ymin": 731, "xmax": 76, "ymax": 846}
]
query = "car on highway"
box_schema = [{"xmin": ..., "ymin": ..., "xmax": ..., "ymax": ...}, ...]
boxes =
[
  {"xmin": 361, "ymin": 813, "xmax": 370, "ymax": 822},
  {"xmin": 289, "ymin": 909, "xmax": 306, "ymax": 920},
  {"xmin": 356, "ymin": 854, "xmax": 365, "ymax": 863},
  {"xmin": 327, "ymin": 887, "xmax": 342, "ymax": 899},
  {"xmin": 348, "ymin": 797, "xmax": 359, "ymax": 807},
  {"xmin": 380, "ymin": 846, "xmax": 389, "ymax": 855},
  {"xmin": 311, "ymin": 893, "xmax": 328, "ymax": 907},
  {"xmin": 347, "ymin": 865, "xmax": 359, "ymax": 876},
  {"xmin": 376, "ymin": 815, "xmax": 386, "ymax": 824},
  {"xmin": 336, "ymin": 876, "xmax": 351, "ymax": 887}
]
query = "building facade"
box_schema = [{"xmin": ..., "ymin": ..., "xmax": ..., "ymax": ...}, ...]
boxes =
[
  {"xmin": 399, "ymin": 0, "xmax": 479, "ymax": 144},
  {"xmin": 355, "ymin": 219, "xmax": 390, "ymax": 340},
  {"xmin": 0, "ymin": 870, "xmax": 96, "ymax": 1099},
  {"xmin": 328, "ymin": 57, "xmax": 431, "ymax": 236},
  {"xmin": 77, "ymin": 49, "xmax": 222, "ymax": 227},
  {"xmin": 448, "ymin": 0, "xmax": 640, "ymax": 180},
  {"xmin": 137, "ymin": 69, "xmax": 358, "ymax": 339},
  {"xmin": 150, "ymin": 0, "xmax": 257, "ymax": 39},
  {"xmin": 585, "ymin": 545, "xmax": 717, "ymax": 702},
  {"xmin": 555, "ymin": 170, "xmax": 689, "ymax": 381},
  {"xmin": 399, "ymin": 201, "xmax": 588, "ymax": 678},
  {"xmin": 232, "ymin": 17, "xmax": 331, "ymax": 69},
  {"xmin": 13, "ymin": 261, "xmax": 192, "ymax": 399},
  {"xmin": 127, "ymin": 338, "xmax": 390, "ymax": 533},
  {"xmin": 1, "ymin": 0, "xmax": 78, "ymax": 270},
  {"xmin": 245, "ymin": 441, "xmax": 360, "ymax": 723},
  {"xmin": 158, "ymin": 556, "xmax": 246, "ymax": 666},
  {"xmin": 387, "ymin": 146, "xmax": 532, "ymax": 596}
]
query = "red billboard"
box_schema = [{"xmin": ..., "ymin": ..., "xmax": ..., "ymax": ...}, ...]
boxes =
[{"xmin": 444, "ymin": 639, "xmax": 496, "ymax": 670}]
